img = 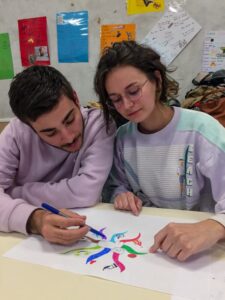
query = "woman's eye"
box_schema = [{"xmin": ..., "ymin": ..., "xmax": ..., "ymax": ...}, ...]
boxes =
[
  {"xmin": 128, "ymin": 87, "xmax": 139, "ymax": 95},
  {"xmin": 111, "ymin": 98, "xmax": 122, "ymax": 104}
]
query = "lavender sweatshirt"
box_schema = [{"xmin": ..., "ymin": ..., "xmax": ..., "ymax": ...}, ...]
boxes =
[{"xmin": 0, "ymin": 107, "xmax": 116, "ymax": 234}]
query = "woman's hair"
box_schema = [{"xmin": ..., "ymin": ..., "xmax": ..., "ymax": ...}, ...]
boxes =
[{"xmin": 94, "ymin": 40, "xmax": 178, "ymax": 127}]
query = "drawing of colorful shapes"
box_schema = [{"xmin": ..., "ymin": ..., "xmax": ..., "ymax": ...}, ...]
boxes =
[
  {"xmin": 62, "ymin": 245, "xmax": 101, "ymax": 256},
  {"xmin": 120, "ymin": 233, "xmax": 142, "ymax": 246},
  {"xmin": 110, "ymin": 244, "xmax": 147, "ymax": 272},
  {"xmin": 110, "ymin": 231, "xmax": 128, "ymax": 243},
  {"xmin": 112, "ymin": 252, "xmax": 125, "ymax": 272},
  {"xmin": 121, "ymin": 244, "xmax": 147, "ymax": 256},
  {"xmin": 86, "ymin": 247, "xmax": 111, "ymax": 264}
]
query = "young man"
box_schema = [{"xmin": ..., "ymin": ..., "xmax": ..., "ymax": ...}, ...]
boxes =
[{"xmin": 0, "ymin": 65, "xmax": 116, "ymax": 245}]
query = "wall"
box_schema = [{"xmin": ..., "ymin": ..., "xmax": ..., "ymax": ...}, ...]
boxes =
[{"xmin": 0, "ymin": 0, "xmax": 225, "ymax": 119}]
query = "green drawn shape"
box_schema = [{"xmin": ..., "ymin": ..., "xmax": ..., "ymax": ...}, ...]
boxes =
[
  {"xmin": 62, "ymin": 245, "xmax": 101, "ymax": 255},
  {"xmin": 121, "ymin": 244, "xmax": 147, "ymax": 255}
]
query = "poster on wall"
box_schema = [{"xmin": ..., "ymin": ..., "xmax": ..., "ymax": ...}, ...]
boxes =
[
  {"xmin": 100, "ymin": 24, "xmax": 136, "ymax": 53},
  {"xmin": 0, "ymin": 33, "xmax": 14, "ymax": 79},
  {"xmin": 56, "ymin": 11, "xmax": 88, "ymax": 63},
  {"xmin": 202, "ymin": 31, "xmax": 225, "ymax": 72},
  {"xmin": 142, "ymin": 9, "xmax": 201, "ymax": 66},
  {"xmin": 18, "ymin": 16, "xmax": 50, "ymax": 67},
  {"xmin": 127, "ymin": 0, "xmax": 165, "ymax": 15}
]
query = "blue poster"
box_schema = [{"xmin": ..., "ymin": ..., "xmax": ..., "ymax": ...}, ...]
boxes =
[{"xmin": 56, "ymin": 11, "xmax": 88, "ymax": 63}]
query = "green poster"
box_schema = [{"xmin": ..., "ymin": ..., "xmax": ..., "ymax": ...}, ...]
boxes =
[{"xmin": 0, "ymin": 33, "xmax": 14, "ymax": 80}]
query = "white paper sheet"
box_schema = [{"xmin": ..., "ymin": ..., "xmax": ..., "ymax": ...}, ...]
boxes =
[
  {"xmin": 202, "ymin": 31, "xmax": 225, "ymax": 72},
  {"xmin": 142, "ymin": 9, "xmax": 201, "ymax": 65},
  {"xmin": 4, "ymin": 209, "xmax": 225, "ymax": 299}
]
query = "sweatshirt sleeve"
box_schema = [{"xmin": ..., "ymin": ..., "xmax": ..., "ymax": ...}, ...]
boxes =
[
  {"xmin": 102, "ymin": 133, "xmax": 132, "ymax": 202},
  {"xmin": 9, "ymin": 117, "xmax": 116, "ymax": 209},
  {"xmin": 196, "ymin": 123, "xmax": 225, "ymax": 228},
  {"xmin": 0, "ymin": 123, "xmax": 38, "ymax": 234}
]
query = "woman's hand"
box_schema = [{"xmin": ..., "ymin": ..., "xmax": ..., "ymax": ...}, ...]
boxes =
[
  {"xmin": 114, "ymin": 191, "xmax": 142, "ymax": 215},
  {"xmin": 149, "ymin": 219, "xmax": 225, "ymax": 261}
]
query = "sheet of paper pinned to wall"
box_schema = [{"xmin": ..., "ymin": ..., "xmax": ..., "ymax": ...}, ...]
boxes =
[
  {"xmin": 202, "ymin": 31, "xmax": 225, "ymax": 72},
  {"xmin": 18, "ymin": 16, "xmax": 50, "ymax": 67},
  {"xmin": 127, "ymin": 0, "xmax": 165, "ymax": 15},
  {"xmin": 0, "ymin": 33, "xmax": 14, "ymax": 80},
  {"xmin": 100, "ymin": 24, "xmax": 136, "ymax": 54},
  {"xmin": 142, "ymin": 9, "xmax": 201, "ymax": 66},
  {"xmin": 4, "ymin": 208, "xmax": 225, "ymax": 300},
  {"xmin": 56, "ymin": 11, "xmax": 89, "ymax": 63}
]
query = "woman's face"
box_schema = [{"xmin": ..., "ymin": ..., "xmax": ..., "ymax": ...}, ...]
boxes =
[{"xmin": 105, "ymin": 65, "xmax": 160, "ymax": 123}]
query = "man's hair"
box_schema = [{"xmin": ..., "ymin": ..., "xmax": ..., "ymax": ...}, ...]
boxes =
[
  {"xmin": 94, "ymin": 40, "xmax": 177, "ymax": 127},
  {"xmin": 9, "ymin": 65, "xmax": 75, "ymax": 123}
]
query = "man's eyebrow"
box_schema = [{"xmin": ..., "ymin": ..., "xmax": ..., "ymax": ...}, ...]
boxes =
[
  {"xmin": 39, "ymin": 108, "xmax": 74, "ymax": 133},
  {"xmin": 62, "ymin": 108, "xmax": 74, "ymax": 124}
]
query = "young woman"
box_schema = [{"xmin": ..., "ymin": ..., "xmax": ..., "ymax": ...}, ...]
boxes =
[{"xmin": 94, "ymin": 40, "xmax": 225, "ymax": 261}]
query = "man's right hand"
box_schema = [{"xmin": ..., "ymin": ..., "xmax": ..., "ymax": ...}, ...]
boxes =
[{"xmin": 27, "ymin": 209, "xmax": 89, "ymax": 245}]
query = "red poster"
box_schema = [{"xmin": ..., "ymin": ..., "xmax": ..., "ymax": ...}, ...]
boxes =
[{"xmin": 18, "ymin": 16, "xmax": 50, "ymax": 67}]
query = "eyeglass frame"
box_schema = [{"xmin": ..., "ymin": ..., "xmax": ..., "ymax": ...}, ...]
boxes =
[{"xmin": 106, "ymin": 79, "xmax": 149, "ymax": 110}]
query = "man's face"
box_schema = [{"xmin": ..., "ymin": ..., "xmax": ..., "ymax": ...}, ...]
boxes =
[{"xmin": 30, "ymin": 95, "xmax": 84, "ymax": 152}]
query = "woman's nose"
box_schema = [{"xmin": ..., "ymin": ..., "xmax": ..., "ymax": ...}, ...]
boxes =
[{"xmin": 123, "ymin": 97, "xmax": 134, "ymax": 110}]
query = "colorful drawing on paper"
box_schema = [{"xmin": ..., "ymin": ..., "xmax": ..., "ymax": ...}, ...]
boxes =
[{"xmin": 62, "ymin": 228, "xmax": 147, "ymax": 272}]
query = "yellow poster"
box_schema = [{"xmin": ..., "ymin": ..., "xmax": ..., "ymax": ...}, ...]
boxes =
[
  {"xmin": 100, "ymin": 24, "xmax": 136, "ymax": 53},
  {"xmin": 127, "ymin": 0, "xmax": 164, "ymax": 15}
]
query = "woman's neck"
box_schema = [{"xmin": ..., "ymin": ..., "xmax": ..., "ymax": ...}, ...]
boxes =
[{"xmin": 138, "ymin": 105, "xmax": 174, "ymax": 134}]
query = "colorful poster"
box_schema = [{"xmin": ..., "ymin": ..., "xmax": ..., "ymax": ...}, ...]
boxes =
[
  {"xmin": 202, "ymin": 31, "xmax": 225, "ymax": 72},
  {"xmin": 56, "ymin": 11, "xmax": 88, "ymax": 63},
  {"xmin": 4, "ymin": 208, "xmax": 225, "ymax": 300},
  {"xmin": 127, "ymin": 0, "xmax": 164, "ymax": 15},
  {"xmin": 142, "ymin": 9, "xmax": 201, "ymax": 66},
  {"xmin": 0, "ymin": 33, "xmax": 14, "ymax": 79},
  {"xmin": 100, "ymin": 24, "xmax": 136, "ymax": 53},
  {"xmin": 18, "ymin": 16, "xmax": 50, "ymax": 67}
]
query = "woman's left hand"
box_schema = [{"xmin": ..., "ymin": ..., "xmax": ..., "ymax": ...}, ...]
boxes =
[{"xmin": 149, "ymin": 219, "xmax": 225, "ymax": 261}]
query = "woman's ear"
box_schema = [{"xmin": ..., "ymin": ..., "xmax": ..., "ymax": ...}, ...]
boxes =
[
  {"xmin": 154, "ymin": 70, "xmax": 162, "ymax": 100},
  {"xmin": 154, "ymin": 70, "xmax": 162, "ymax": 88}
]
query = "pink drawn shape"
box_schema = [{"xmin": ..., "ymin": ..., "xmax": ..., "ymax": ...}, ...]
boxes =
[{"xmin": 112, "ymin": 252, "xmax": 125, "ymax": 272}]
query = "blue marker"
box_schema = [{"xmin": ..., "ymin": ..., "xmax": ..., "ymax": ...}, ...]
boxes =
[{"xmin": 41, "ymin": 203, "xmax": 106, "ymax": 239}]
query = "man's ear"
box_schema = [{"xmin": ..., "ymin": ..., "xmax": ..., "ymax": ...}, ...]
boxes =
[{"xmin": 73, "ymin": 90, "xmax": 80, "ymax": 106}]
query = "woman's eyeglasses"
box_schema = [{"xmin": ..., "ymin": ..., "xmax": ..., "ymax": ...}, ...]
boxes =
[{"xmin": 107, "ymin": 79, "xmax": 149, "ymax": 109}]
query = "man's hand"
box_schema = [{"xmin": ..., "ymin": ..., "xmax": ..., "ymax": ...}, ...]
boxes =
[
  {"xmin": 149, "ymin": 219, "xmax": 225, "ymax": 261},
  {"xmin": 114, "ymin": 191, "xmax": 142, "ymax": 215},
  {"xmin": 28, "ymin": 209, "xmax": 89, "ymax": 245}
]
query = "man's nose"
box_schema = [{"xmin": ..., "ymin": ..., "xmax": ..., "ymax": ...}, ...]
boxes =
[{"xmin": 60, "ymin": 127, "xmax": 74, "ymax": 143}]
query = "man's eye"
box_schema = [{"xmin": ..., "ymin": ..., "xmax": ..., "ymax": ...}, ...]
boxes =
[
  {"xmin": 46, "ymin": 131, "xmax": 56, "ymax": 137},
  {"xmin": 65, "ymin": 118, "xmax": 74, "ymax": 126}
]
